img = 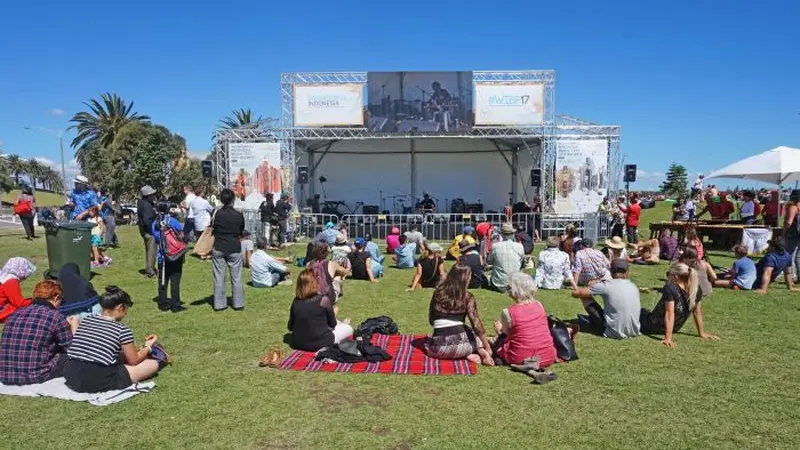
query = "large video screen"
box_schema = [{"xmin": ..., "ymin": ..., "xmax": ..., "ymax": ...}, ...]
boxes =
[{"xmin": 367, "ymin": 72, "xmax": 473, "ymax": 133}]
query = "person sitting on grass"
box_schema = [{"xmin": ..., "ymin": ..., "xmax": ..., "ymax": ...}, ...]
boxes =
[
  {"xmin": 534, "ymin": 236, "xmax": 577, "ymax": 291},
  {"xmin": 713, "ymin": 245, "xmax": 756, "ymax": 290},
  {"xmin": 486, "ymin": 223, "xmax": 525, "ymax": 292},
  {"xmin": 348, "ymin": 238, "xmax": 379, "ymax": 283},
  {"xmin": 753, "ymin": 238, "xmax": 800, "ymax": 294},
  {"xmin": 64, "ymin": 286, "xmax": 170, "ymax": 393},
  {"xmin": 458, "ymin": 240, "xmax": 487, "ymax": 289},
  {"xmin": 658, "ymin": 228, "xmax": 679, "ymax": 261},
  {"xmin": 363, "ymin": 234, "xmax": 384, "ymax": 277},
  {"xmin": 331, "ymin": 233, "xmax": 352, "ymax": 271},
  {"xmin": 87, "ymin": 206, "xmax": 111, "ymax": 268},
  {"xmin": 424, "ymin": 264, "xmax": 494, "ymax": 366},
  {"xmin": 491, "ymin": 272, "xmax": 556, "ymax": 367},
  {"xmin": 240, "ymin": 230, "xmax": 254, "ymax": 268},
  {"xmin": 0, "ymin": 280, "xmax": 77, "ymax": 385},
  {"xmin": 628, "ymin": 239, "xmax": 660, "ymax": 265},
  {"xmin": 152, "ymin": 202, "xmax": 187, "ymax": 313},
  {"xmin": 251, "ymin": 238, "xmax": 292, "ymax": 288},
  {"xmin": 393, "ymin": 234, "xmax": 417, "ymax": 269},
  {"xmin": 287, "ymin": 269, "xmax": 353, "ymax": 351},
  {"xmin": 386, "ymin": 227, "xmax": 401, "ymax": 254},
  {"xmin": 407, "ymin": 243, "xmax": 446, "ymax": 291},
  {"xmin": 307, "ymin": 242, "xmax": 349, "ymax": 302},
  {"xmin": 447, "ymin": 226, "xmax": 476, "ymax": 260},
  {"xmin": 639, "ymin": 263, "xmax": 719, "ymax": 348},
  {"xmin": 572, "ymin": 239, "xmax": 611, "ymax": 287},
  {"xmin": 677, "ymin": 246, "xmax": 715, "ymax": 298},
  {"xmin": 571, "ymin": 259, "xmax": 641, "ymax": 339},
  {"xmin": 57, "ymin": 262, "xmax": 101, "ymax": 321},
  {"xmin": 0, "ymin": 257, "xmax": 36, "ymax": 323}
]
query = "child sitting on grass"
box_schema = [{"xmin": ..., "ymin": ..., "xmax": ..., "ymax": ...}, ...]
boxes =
[
  {"xmin": 713, "ymin": 245, "xmax": 756, "ymax": 290},
  {"xmin": 87, "ymin": 206, "xmax": 110, "ymax": 268}
]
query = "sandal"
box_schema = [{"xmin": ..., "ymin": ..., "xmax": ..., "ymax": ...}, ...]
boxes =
[{"xmin": 259, "ymin": 347, "xmax": 284, "ymax": 368}]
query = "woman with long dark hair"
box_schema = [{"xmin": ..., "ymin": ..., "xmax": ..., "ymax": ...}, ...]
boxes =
[{"xmin": 424, "ymin": 264, "xmax": 493, "ymax": 366}]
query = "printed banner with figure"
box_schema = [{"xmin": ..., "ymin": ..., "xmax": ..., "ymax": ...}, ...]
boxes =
[
  {"xmin": 554, "ymin": 139, "xmax": 609, "ymax": 214},
  {"xmin": 474, "ymin": 83, "xmax": 545, "ymax": 125},
  {"xmin": 293, "ymin": 84, "xmax": 364, "ymax": 127},
  {"xmin": 228, "ymin": 142, "xmax": 282, "ymax": 209}
]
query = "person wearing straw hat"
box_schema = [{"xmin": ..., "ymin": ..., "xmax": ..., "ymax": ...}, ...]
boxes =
[
  {"xmin": 486, "ymin": 223, "xmax": 525, "ymax": 292},
  {"xmin": 68, "ymin": 175, "xmax": 98, "ymax": 221},
  {"xmin": 602, "ymin": 236, "xmax": 629, "ymax": 262}
]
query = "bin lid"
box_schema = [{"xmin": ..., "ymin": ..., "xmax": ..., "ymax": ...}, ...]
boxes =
[{"xmin": 51, "ymin": 220, "xmax": 96, "ymax": 230}]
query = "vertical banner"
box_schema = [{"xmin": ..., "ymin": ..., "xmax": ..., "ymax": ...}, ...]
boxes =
[
  {"xmin": 474, "ymin": 83, "xmax": 545, "ymax": 125},
  {"xmin": 228, "ymin": 142, "xmax": 282, "ymax": 209},
  {"xmin": 554, "ymin": 140, "xmax": 609, "ymax": 214},
  {"xmin": 293, "ymin": 84, "xmax": 364, "ymax": 127}
]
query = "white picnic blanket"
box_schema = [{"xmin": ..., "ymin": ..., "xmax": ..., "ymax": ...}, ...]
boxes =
[
  {"xmin": 0, "ymin": 377, "xmax": 154, "ymax": 406},
  {"xmin": 742, "ymin": 228, "xmax": 772, "ymax": 255}
]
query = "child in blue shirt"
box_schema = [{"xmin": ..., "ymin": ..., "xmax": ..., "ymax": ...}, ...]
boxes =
[
  {"xmin": 152, "ymin": 202, "xmax": 187, "ymax": 313},
  {"xmin": 713, "ymin": 245, "xmax": 756, "ymax": 290}
]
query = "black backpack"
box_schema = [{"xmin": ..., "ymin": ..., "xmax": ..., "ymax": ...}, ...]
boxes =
[{"xmin": 355, "ymin": 316, "xmax": 399, "ymax": 338}]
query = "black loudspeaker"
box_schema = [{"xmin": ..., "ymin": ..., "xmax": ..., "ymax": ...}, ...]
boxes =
[
  {"xmin": 530, "ymin": 168, "xmax": 542, "ymax": 187},
  {"xmin": 624, "ymin": 164, "xmax": 637, "ymax": 183},
  {"xmin": 201, "ymin": 160, "xmax": 214, "ymax": 179},
  {"xmin": 297, "ymin": 165, "xmax": 309, "ymax": 184},
  {"xmin": 362, "ymin": 205, "xmax": 379, "ymax": 215}
]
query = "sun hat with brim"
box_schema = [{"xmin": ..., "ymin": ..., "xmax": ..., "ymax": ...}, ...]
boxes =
[
  {"xmin": 73, "ymin": 175, "xmax": 89, "ymax": 185},
  {"xmin": 140, "ymin": 185, "xmax": 157, "ymax": 197},
  {"xmin": 605, "ymin": 236, "xmax": 626, "ymax": 250},
  {"xmin": 459, "ymin": 240, "xmax": 476, "ymax": 252},
  {"xmin": 335, "ymin": 233, "xmax": 346, "ymax": 245},
  {"xmin": 500, "ymin": 223, "xmax": 515, "ymax": 235},
  {"xmin": 427, "ymin": 243, "xmax": 443, "ymax": 253}
]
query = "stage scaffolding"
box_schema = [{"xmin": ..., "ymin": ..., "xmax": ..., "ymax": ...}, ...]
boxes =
[{"xmin": 200, "ymin": 70, "xmax": 622, "ymax": 210}]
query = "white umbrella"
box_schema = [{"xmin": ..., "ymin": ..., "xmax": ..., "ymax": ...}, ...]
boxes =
[{"xmin": 706, "ymin": 146, "xmax": 800, "ymax": 185}]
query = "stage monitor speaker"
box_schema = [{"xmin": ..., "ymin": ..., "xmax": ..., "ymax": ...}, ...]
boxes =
[
  {"xmin": 530, "ymin": 168, "xmax": 542, "ymax": 187},
  {"xmin": 623, "ymin": 164, "xmax": 637, "ymax": 183},
  {"xmin": 297, "ymin": 165, "xmax": 309, "ymax": 184},
  {"xmin": 362, "ymin": 205, "xmax": 379, "ymax": 215},
  {"xmin": 201, "ymin": 160, "xmax": 214, "ymax": 179}
]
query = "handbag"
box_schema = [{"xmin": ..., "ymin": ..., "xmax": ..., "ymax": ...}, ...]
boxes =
[
  {"xmin": 548, "ymin": 315, "xmax": 578, "ymax": 362},
  {"xmin": 192, "ymin": 210, "xmax": 218, "ymax": 257}
]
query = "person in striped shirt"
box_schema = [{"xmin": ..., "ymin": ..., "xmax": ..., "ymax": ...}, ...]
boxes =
[{"xmin": 64, "ymin": 286, "xmax": 169, "ymax": 393}]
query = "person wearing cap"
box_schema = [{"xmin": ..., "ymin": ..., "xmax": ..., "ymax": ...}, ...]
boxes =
[
  {"xmin": 486, "ymin": 223, "xmax": 525, "ymax": 292},
  {"xmin": 754, "ymin": 238, "xmax": 799, "ymax": 294},
  {"xmin": 572, "ymin": 238, "xmax": 611, "ymax": 286},
  {"xmin": 251, "ymin": 237, "xmax": 292, "ymax": 288},
  {"xmin": 783, "ymin": 189, "xmax": 800, "ymax": 280},
  {"xmin": 348, "ymin": 238, "xmax": 379, "ymax": 282},
  {"xmin": 137, "ymin": 185, "xmax": 159, "ymax": 278},
  {"xmin": 457, "ymin": 239, "xmax": 487, "ymax": 289},
  {"xmin": 534, "ymin": 236, "xmax": 577, "ymax": 290},
  {"xmin": 386, "ymin": 227, "xmax": 401, "ymax": 254},
  {"xmin": 239, "ymin": 230, "xmax": 254, "ymax": 268},
  {"xmin": 407, "ymin": 243, "xmax": 446, "ymax": 291},
  {"xmin": 68, "ymin": 175, "xmax": 98, "ymax": 221},
  {"xmin": 447, "ymin": 226, "xmax": 476, "ymax": 260},
  {"xmin": 572, "ymin": 259, "xmax": 641, "ymax": 339}
]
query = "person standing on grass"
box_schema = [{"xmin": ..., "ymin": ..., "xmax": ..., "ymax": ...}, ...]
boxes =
[
  {"xmin": 273, "ymin": 193, "xmax": 292, "ymax": 247},
  {"xmin": 212, "ymin": 189, "xmax": 245, "ymax": 311},
  {"xmin": 618, "ymin": 193, "xmax": 641, "ymax": 243},
  {"xmin": 571, "ymin": 259, "xmax": 641, "ymax": 339},
  {"xmin": 181, "ymin": 185, "xmax": 197, "ymax": 242},
  {"xmin": 0, "ymin": 280, "xmax": 77, "ymax": 385},
  {"xmin": 68, "ymin": 175, "xmax": 98, "ymax": 221},
  {"xmin": 14, "ymin": 186, "xmax": 36, "ymax": 241},
  {"xmin": 258, "ymin": 192, "xmax": 276, "ymax": 247},
  {"xmin": 782, "ymin": 189, "xmax": 800, "ymax": 281},
  {"xmin": 152, "ymin": 202, "xmax": 187, "ymax": 313},
  {"xmin": 98, "ymin": 187, "xmax": 118, "ymax": 247},
  {"xmin": 137, "ymin": 185, "xmax": 158, "ymax": 278},
  {"xmin": 87, "ymin": 206, "xmax": 111, "ymax": 268},
  {"xmin": 640, "ymin": 263, "xmax": 719, "ymax": 348},
  {"xmin": 64, "ymin": 286, "xmax": 170, "ymax": 393}
]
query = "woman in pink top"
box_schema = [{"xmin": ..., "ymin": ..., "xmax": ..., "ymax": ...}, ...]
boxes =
[
  {"xmin": 386, "ymin": 227, "xmax": 401, "ymax": 254},
  {"xmin": 492, "ymin": 272, "xmax": 556, "ymax": 367}
]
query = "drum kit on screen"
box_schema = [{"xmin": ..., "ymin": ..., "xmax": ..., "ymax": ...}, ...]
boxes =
[{"xmin": 367, "ymin": 96, "xmax": 465, "ymax": 133}]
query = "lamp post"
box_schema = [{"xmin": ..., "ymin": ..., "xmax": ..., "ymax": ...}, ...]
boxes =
[{"xmin": 23, "ymin": 126, "xmax": 66, "ymax": 186}]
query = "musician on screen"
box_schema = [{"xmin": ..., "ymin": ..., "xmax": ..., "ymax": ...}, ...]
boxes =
[
  {"xmin": 419, "ymin": 193, "xmax": 436, "ymax": 213},
  {"xmin": 428, "ymin": 81, "xmax": 453, "ymax": 131}
]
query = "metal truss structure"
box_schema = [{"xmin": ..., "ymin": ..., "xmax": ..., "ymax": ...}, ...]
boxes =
[
  {"xmin": 212, "ymin": 119, "xmax": 281, "ymax": 195},
  {"xmin": 270, "ymin": 71, "xmax": 620, "ymax": 209}
]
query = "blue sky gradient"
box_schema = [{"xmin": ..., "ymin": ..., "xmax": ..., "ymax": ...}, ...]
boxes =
[{"xmin": 1, "ymin": 0, "xmax": 798, "ymax": 188}]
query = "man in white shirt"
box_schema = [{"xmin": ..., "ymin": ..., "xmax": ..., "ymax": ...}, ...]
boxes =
[
  {"xmin": 692, "ymin": 174, "xmax": 704, "ymax": 200},
  {"xmin": 181, "ymin": 185, "xmax": 198, "ymax": 240},
  {"xmin": 188, "ymin": 194, "xmax": 213, "ymax": 235}
]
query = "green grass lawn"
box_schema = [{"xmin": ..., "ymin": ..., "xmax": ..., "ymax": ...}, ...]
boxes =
[
  {"xmin": 2, "ymin": 189, "xmax": 65, "ymax": 207},
  {"xmin": 0, "ymin": 203, "xmax": 799, "ymax": 449}
]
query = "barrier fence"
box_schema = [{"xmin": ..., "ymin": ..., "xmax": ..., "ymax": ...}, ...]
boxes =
[{"xmin": 240, "ymin": 209, "xmax": 613, "ymax": 244}]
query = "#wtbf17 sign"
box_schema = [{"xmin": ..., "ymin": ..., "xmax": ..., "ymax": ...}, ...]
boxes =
[
  {"xmin": 228, "ymin": 142, "xmax": 282, "ymax": 210},
  {"xmin": 554, "ymin": 139, "xmax": 609, "ymax": 214},
  {"xmin": 293, "ymin": 84, "xmax": 364, "ymax": 127},
  {"xmin": 474, "ymin": 83, "xmax": 545, "ymax": 126}
]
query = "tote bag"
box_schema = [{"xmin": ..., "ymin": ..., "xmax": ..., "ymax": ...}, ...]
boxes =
[{"xmin": 192, "ymin": 210, "xmax": 217, "ymax": 257}]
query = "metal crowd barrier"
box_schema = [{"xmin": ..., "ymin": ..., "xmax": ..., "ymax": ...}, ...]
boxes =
[
  {"xmin": 240, "ymin": 209, "xmax": 338, "ymax": 241},
  {"xmin": 341, "ymin": 213, "xmax": 508, "ymax": 242}
]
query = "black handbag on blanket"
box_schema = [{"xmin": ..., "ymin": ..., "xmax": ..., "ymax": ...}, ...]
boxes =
[
  {"xmin": 548, "ymin": 315, "xmax": 578, "ymax": 362},
  {"xmin": 355, "ymin": 316, "xmax": 399, "ymax": 338}
]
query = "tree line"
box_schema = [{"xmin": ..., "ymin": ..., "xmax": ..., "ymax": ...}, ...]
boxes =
[{"xmin": 0, "ymin": 155, "xmax": 64, "ymax": 193}]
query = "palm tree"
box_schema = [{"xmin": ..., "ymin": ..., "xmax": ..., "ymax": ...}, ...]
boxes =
[
  {"xmin": 68, "ymin": 93, "xmax": 150, "ymax": 164},
  {"xmin": 26, "ymin": 159, "xmax": 46, "ymax": 190},
  {"xmin": 217, "ymin": 108, "xmax": 263, "ymax": 129},
  {"xmin": 5, "ymin": 154, "xmax": 26, "ymax": 185},
  {"xmin": 43, "ymin": 167, "xmax": 63, "ymax": 192}
]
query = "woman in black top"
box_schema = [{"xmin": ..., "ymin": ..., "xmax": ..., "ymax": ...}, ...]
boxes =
[
  {"xmin": 407, "ymin": 243, "xmax": 446, "ymax": 291},
  {"xmin": 348, "ymin": 239, "xmax": 378, "ymax": 282},
  {"xmin": 57, "ymin": 263, "xmax": 100, "ymax": 318},
  {"xmin": 640, "ymin": 263, "xmax": 719, "ymax": 348},
  {"xmin": 211, "ymin": 189, "xmax": 245, "ymax": 311},
  {"xmin": 457, "ymin": 241, "xmax": 487, "ymax": 289},
  {"xmin": 288, "ymin": 269, "xmax": 353, "ymax": 351}
]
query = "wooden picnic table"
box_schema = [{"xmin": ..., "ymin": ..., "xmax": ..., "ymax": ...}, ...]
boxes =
[{"xmin": 648, "ymin": 221, "xmax": 782, "ymax": 250}]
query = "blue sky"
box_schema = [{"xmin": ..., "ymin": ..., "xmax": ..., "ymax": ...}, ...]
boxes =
[{"xmin": 1, "ymin": 0, "xmax": 798, "ymax": 189}]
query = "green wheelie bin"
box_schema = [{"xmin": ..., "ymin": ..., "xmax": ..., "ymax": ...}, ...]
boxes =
[{"xmin": 43, "ymin": 220, "xmax": 94, "ymax": 279}]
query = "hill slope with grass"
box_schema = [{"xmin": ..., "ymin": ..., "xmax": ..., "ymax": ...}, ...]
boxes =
[{"xmin": 1, "ymin": 189, "xmax": 65, "ymax": 207}]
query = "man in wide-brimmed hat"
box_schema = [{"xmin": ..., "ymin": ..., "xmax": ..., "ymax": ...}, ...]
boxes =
[{"xmin": 68, "ymin": 175, "xmax": 98, "ymax": 220}]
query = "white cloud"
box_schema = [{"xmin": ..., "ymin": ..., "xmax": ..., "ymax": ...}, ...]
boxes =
[
  {"xmin": 49, "ymin": 108, "xmax": 65, "ymax": 116},
  {"xmin": 31, "ymin": 156, "xmax": 81, "ymax": 182}
]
